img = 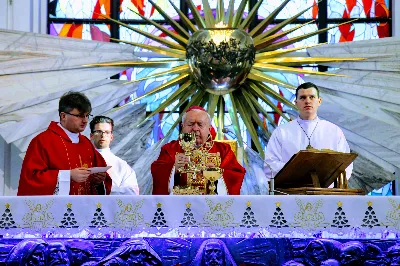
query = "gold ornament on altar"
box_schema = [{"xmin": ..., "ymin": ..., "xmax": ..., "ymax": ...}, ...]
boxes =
[{"xmin": 173, "ymin": 133, "xmax": 223, "ymax": 195}]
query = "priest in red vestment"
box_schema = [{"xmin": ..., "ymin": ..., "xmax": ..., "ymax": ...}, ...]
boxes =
[
  {"xmin": 151, "ymin": 106, "xmax": 245, "ymax": 195},
  {"xmin": 18, "ymin": 91, "xmax": 112, "ymax": 196}
]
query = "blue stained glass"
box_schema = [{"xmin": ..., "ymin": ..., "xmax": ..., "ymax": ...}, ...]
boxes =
[
  {"xmin": 258, "ymin": 0, "xmax": 317, "ymax": 20},
  {"xmin": 148, "ymin": 113, "xmax": 180, "ymax": 146}
]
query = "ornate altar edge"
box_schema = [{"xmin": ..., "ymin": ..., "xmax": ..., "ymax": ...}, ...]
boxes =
[{"xmin": 0, "ymin": 195, "xmax": 399, "ymax": 240}]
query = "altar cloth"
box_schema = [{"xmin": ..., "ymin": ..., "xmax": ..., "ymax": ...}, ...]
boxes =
[{"xmin": 0, "ymin": 195, "xmax": 398, "ymax": 239}]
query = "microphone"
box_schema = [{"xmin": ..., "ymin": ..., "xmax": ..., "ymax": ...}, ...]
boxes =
[{"xmin": 221, "ymin": 128, "xmax": 284, "ymax": 195}]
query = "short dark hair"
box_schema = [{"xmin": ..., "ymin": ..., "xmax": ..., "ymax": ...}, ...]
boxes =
[
  {"xmin": 89, "ymin": 116, "xmax": 114, "ymax": 133},
  {"xmin": 59, "ymin": 91, "xmax": 92, "ymax": 115},
  {"xmin": 295, "ymin": 82, "xmax": 320, "ymax": 99}
]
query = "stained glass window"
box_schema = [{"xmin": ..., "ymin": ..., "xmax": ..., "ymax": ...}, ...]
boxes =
[
  {"xmin": 259, "ymin": 0, "xmax": 317, "ymax": 20},
  {"xmin": 190, "ymin": 0, "xmax": 243, "ymax": 12},
  {"xmin": 49, "ymin": 23, "xmax": 111, "ymax": 41},
  {"xmin": 120, "ymin": 0, "xmax": 180, "ymax": 20},
  {"xmin": 328, "ymin": 0, "xmax": 390, "ymax": 19},
  {"xmin": 49, "ymin": 0, "xmax": 110, "ymax": 19},
  {"xmin": 328, "ymin": 22, "xmax": 390, "ymax": 43}
]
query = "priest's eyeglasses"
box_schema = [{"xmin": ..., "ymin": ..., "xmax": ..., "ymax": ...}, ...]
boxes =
[
  {"xmin": 93, "ymin": 130, "xmax": 112, "ymax": 136},
  {"xmin": 64, "ymin": 112, "xmax": 93, "ymax": 119}
]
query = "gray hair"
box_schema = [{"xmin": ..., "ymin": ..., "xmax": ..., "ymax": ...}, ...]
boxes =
[{"xmin": 182, "ymin": 109, "xmax": 212, "ymax": 124}]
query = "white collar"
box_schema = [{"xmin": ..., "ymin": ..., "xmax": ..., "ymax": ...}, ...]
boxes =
[
  {"xmin": 297, "ymin": 116, "xmax": 319, "ymax": 124},
  {"xmin": 58, "ymin": 123, "xmax": 80, "ymax": 143},
  {"xmin": 96, "ymin": 147, "xmax": 112, "ymax": 154}
]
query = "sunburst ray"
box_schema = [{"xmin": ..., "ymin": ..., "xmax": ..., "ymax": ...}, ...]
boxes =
[
  {"xmin": 125, "ymin": 65, "xmax": 190, "ymax": 84},
  {"xmin": 260, "ymin": 20, "xmax": 359, "ymax": 52},
  {"xmin": 252, "ymin": 63, "xmax": 345, "ymax": 76},
  {"xmin": 162, "ymin": 86, "xmax": 198, "ymax": 121},
  {"xmin": 234, "ymin": 95, "xmax": 264, "ymax": 157},
  {"xmin": 254, "ymin": 21, "xmax": 315, "ymax": 50},
  {"xmin": 216, "ymin": 0, "xmax": 224, "ymax": 23},
  {"xmin": 207, "ymin": 94, "xmax": 220, "ymax": 117},
  {"xmin": 247, "ymin": 82, "xmax": 290, "ymax": 121},
  {"xmin": 248, "ymin": 69, "xmax": 296, "ymax": 89},
  {"xmin": 255, "ymin": 43, "xmax": 323, "ymax": 59},
  {"xmin": 254, "ymin": 3, "xmax": 317, "ymax": 41},
  {"xmin": 248, "ymin": 80, "xmax": 297, "ymax": 110},
  {"xmin": 131, "ymin": 73, "xmax": 190, "ymax": 103},
  {"xmin": 126, "ymin": 7, "xmax": 188, "ymax": 46},
  {"xmin": 83, "ymin": 60, "xmax": 184, "ymax": 68},
  {"xmin": 137, "ymin": 80, "xmax": 193, "ymax": 127},
  {"xmin": 167, "ymin": 0, "xmax": 198, "ymax": 33},
  {"xmin": 250, "ymin": 0, "xmax": 291, "ymax": 37},
  {"xmin": 232, "ymin": 0, "xmax": 248, "ymax": 27},
  {"xmin": 241, "ymin": 89, "xmax": 278, "ymax": 128},
  {"xmin": 187, "ymin": 0, "xmax": 206, "ymax": 29},
  {"xmin": 240, "ymin": 0, "xmax": 264, "ymax": 30},
  {"xmin": 224, "ymin": 0, "xmax": 235, "ymax": 26},
  {"xmin": 240, "ymin": 92, "xmax": 271, "ymax": 138},
  {"xmin": 110, "ymin": 38, "xmax": 185, "ymax": 58},
  {"xmin": 148, "ymin": 0, "xmax": 190, "ymax": 38},
  {"xmin": 202, "ymin": 0, "xmax": 215, "ymax": 28},
  {"xmin": 257, "ymin": 57, "xmax": 365, "ymax": 66},
  {"xmin": 100, "ymin": 14, "xmax": 184, "ymax": 50}
]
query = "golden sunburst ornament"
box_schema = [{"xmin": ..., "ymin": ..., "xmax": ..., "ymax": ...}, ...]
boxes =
[{"xmin": 87, "ymin": 0, "xmax": 363, "ymax": 157}]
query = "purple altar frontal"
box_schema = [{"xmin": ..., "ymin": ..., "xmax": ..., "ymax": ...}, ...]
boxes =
[{"xmin": 0, "ymin": 195, "xmax": 400, "ymax": 264}]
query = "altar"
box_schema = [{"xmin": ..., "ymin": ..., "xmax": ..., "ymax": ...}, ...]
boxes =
[{"xmin": 0, "ymin": 195, "xmax": 400, "ymax": 265}]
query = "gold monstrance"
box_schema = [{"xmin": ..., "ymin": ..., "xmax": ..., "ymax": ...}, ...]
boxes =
[{"xmin": 173, "ymin": 133, "xmax": 223, "ymax": 195}]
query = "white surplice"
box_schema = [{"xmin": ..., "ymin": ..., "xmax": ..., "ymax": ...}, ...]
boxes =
[
  {"xmin": 265, "ymin": 116, "xmax": 353, "ymax": 179},
  {"xmin": 97, "ymin": 148, "xmax": 139, "ymax": 195}
]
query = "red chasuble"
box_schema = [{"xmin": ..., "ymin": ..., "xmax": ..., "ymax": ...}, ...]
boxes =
[
  {"xmin": 151, "ymin": 140, "xmax": 245, "ymax": 195},
  {"xmin": 18, "ymin": 121, "xmax": 112, "ymax": 196}
]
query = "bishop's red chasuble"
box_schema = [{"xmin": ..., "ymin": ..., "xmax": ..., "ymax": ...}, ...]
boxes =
[
  {"xmin": 18, "ymin": 121, "xmax": 112, "ymax": 196},
  {"xmin": 151, "ymin": 140, "xmax": 245, "ymax": 195}
]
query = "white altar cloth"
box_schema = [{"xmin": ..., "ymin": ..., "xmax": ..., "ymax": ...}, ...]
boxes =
[{"xmin": 0, "ymin": 195, "xmax": 399, "ymax": 239}]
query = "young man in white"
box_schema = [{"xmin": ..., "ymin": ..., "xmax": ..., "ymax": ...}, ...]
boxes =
[
  {"xmin": 265, "ymin": 82, "xmax": 353, "ymax": 179},
  {"xmin": 90, "ymin": 116, "xmax": 139, "ymax": 195}
]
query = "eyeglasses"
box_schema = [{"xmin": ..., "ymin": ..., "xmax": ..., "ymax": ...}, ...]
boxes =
[
  {"xmin": 64, "ymin": 112, "xmax": 93, "ymax": 119},
  {"xmin": 92, "ymin": 130, "xmax": 112, "ymax": 136}
]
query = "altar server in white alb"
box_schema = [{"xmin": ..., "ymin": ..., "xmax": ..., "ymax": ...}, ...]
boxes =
[
  {"xmin": 265, "ymin": 82, "xmax": 353, "ymax": 179},
  {"xmin": 90, "ymin": 116, "xmax": 139, "ymax": 195}
]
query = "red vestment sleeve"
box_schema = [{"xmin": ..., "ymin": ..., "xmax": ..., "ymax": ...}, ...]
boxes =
[
  {"xmin": 151, "ymin": 144, "xmax": 175, "ymax": 195},
  {"xmin": 219, "ymin": 143, "xmax": 246, "ymax": 195},
  {"xmin": 18, "ymin": 135, "xmax": 58, "ymax": 196}
]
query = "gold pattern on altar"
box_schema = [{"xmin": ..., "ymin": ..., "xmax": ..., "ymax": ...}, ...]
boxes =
[
  {"xmin": 113, "ymin": 199, "xmax": 145, "ymax": 230},
  {"xmin": 23, "ymin": 199, "xmax": 55, "ymax": 230},
  {"xmin": 383, "ymin": 198, "xmax": 400, "ymax": 230},
  {"xmin": 293, "ymin": 198, "xmax": 328, "ymax": 229},
  {"xmin": 202, "ymin": 198, "xmax": 236, "ymax": 228}
]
